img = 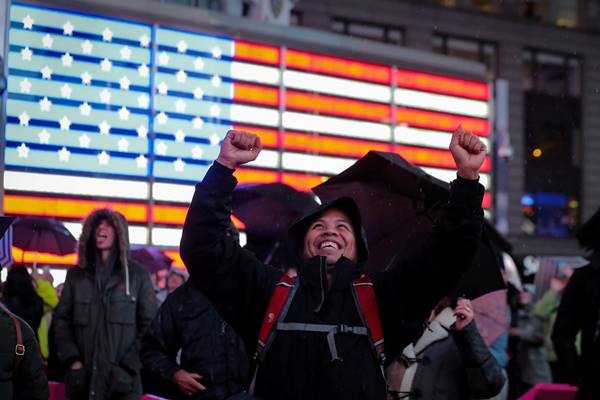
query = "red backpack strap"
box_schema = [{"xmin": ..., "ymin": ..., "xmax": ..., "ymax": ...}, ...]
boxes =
[
  {"xmin": 255, "ymin": 274, "xmax": 298, "ymax": 361},
  {"xmin": 352, "ymin": 275, "xmax": 385, "ymax": 365}
]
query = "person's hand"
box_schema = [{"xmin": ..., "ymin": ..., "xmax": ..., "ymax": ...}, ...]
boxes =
[
  {"xmin": 216, "ymin": 130, "xmax": 262, "ymax": 169},
  {"xmin": 449, "ymin": 125, "xmax": 487, "ymax": 180},
  {"xmin": 172, "ymin": 369, "xmax": 206, "ymax": 396},
  {"xmin": 454, "ymin": 298, "xmax": 474, "ymax": 330},
  {"xmin": 70, "ymin": 361, "xmax": 83, "ymax": 370}
]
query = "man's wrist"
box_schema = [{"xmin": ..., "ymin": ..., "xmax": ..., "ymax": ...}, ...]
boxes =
[
  {"xmin": 215, "ymin": 157, "xmax": 236, "ymax": 170},
  {"xmin": 457, "ymin": 168, "xmax": 479, "ymax": 180}
]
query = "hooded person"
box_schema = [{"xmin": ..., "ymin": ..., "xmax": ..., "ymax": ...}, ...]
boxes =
[
  {"xmin": 552, "ymin": 207, "xmax": 600, "ymax": 400},
  {"xmin": 180, "ymin": 128, "xmax": 487, "ymax": 400},
  {"xmin": 53, "ymin": 208, "xmax": 157, "ymax": 400}
]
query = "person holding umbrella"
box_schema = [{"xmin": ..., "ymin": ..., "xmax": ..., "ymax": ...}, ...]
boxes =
[{"xmin": 180, "ymin": 126, "xmax": 487, "ymax": 400}]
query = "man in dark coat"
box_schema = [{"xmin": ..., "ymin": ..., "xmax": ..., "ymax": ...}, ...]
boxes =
[
  {"xmin": 53, "ymin": 209, "xmax": 157, "ymax": 400},
  {"xmin": 180, "ymin": 127, "xmax": 487, "ymax": 400},
  {"xmin": 141, "ymin": 280, "xmax": 250, "ymax": 399},
  {"xmin": 552, "ymin": 207, "xmax": 600, "ymax": 400}
]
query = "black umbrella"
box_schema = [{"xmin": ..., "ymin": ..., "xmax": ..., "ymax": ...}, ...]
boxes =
[
  {"xmin": 0, "ymin": 216, "xmax": 15, "ymax": 239},
  {"xmin": 12, "ymin": 217, "xmax": 77, "ymax": 265}
]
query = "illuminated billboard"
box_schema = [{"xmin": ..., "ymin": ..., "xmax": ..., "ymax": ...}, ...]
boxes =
[{"xmin": 3, "ymin": 3, "xmax": 491, "ymax": 265}]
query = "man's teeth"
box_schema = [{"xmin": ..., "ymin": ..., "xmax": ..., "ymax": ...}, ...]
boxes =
[{"xmin": 319, "ymin": 241, "xmax": 340, "ymax": 249}]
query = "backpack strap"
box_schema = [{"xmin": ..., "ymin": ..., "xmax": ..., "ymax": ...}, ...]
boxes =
[
  {"xmin": 0, "ymin": 301, "xmax": 25, "ymax": 376},
  {"xmin": 352, "ymin": 274, "xmax": 385, "ymax": 365}
]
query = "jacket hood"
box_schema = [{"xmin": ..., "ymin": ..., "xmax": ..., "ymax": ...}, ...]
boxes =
[
  {"xmin": 78, "ymin": 208, "xmax": 130, "ymax": 270},
  {"xmin": 287, "ymin": 197, "xmax": 369, "ymax": 267}
]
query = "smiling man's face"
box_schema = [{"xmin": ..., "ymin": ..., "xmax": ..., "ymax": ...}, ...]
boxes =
[{"xmin": 303, "ymin": 208, "xmax": 357, "ymax": 265}]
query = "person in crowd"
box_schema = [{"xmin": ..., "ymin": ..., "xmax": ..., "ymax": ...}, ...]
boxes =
[
  {"xmin": 32, "ymin": 266, "xmax": 59, "ymax": 361},
  {"xmin": 156, "ymin": 267, "xmax": 188, "ymax": 305},
  {"xmin": 141, "ymin": 278, "xmax": 251, "ymax": 399},
  {"xmin": 53, "ymin": 208, "xmax": 157, "ymax": 399},
  {"xmin": 552, "ymin": 207, "xmax": 600, "ymax": 400},
  {"xmin": 1, "ymin": 265, "xmax": 44, "ymax": 334},
  {"xmin": 386, "ymin": 297, "xmax": 505, "ymax": 399},
  {"xmin": 179, "ymin": 127, "xmax": 487, "ymax": 400}
]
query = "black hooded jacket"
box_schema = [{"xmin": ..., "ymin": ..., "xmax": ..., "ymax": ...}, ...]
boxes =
[{"xmin": 180, "ymin": 162, "xmax": 484, "ymax": 400}]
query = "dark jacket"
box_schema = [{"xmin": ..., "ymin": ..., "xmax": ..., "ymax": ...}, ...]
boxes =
[
  {"xmin": 141, "ymin": 281, "xmax": 250, "ymax": 400},
  {"xmin": 552, "ymin": 251, "xmax": 600, "ymax": 400},
  {"xmin": 180, "ymin": 162, "xmax": 484, "ymax": 400},
  {"xmin": 53, "ymin": 208, "xmax": 157, "ymax": 400},
  {"xmin": 2, "ymin": 294, "xmax": 43, "ymax": 334},
  {"xmin": 386, "ymin": 308, "xmax": 505, "ymax": 400},
  {"xmin": 0, "ymin": 304, "xmax": 48, "ymax": 400}
]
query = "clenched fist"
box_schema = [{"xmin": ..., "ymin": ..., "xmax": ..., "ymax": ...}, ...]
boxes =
[
  {"xmin": 449, "ymin": 125, "xmax": 487, "ymax": 180},
  {"xmin": 216, "ymin": 130, "xmax": 262, "ymax": 169}
]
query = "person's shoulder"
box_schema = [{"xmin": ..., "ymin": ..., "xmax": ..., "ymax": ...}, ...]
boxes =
[
  {"xmin": 65, "ymin": 265, "xmax": 85, "ymax": 279},
  {"xmin": 127, "ymin": 259, "xmax": 151, "ymax": 277}
]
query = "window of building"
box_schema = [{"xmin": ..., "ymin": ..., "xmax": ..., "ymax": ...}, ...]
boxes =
[
  {"xmin": 330, "ymin": 17, "xmax": 404, "ymax": 45},
  {"xmin": 522, "ymin": 49, "xmax": 582, "ymax": 97},
  {"xmin": 433, "ymin": 33, "xmax": 497, "ymax": 79}
]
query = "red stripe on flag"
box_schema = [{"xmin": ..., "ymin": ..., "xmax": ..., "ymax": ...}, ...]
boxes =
[
  {"xmin": 286, "ymin": 49, "xmax": 391, "ymax": 84},
  {"xmin": 281, "ymin": 172, "xmax": 327, "ymax": 192},
  {"xmin": 234, "ymin": 40, "xmax": 280, "ymax": 65},
  {"xmin": 234, "ymin": 83, "xmax": 279, "ymax": 107},
  {"xmin": 234, "ymin": 167, "xmax": 280, "ymax": 184},
  {"xmin": 283, "ymin": 131, "xmax": 392, "ymax": 159},
  {"xmin": 396, "ymin": 69, "xmax": 489, "ymax": 100},
  {"xmin": 396, "ymin": 107, "xmax": 489, "ymax": 136},
  {"xmin": 233, "ymin": 125, "xmax": 280, "ymax": 149},
  {"xmin": 394, "ymin": 145, "xmax": 491, "ymax": 172},
  {"xmin": 285, "ymin": 90, "xmax": 392, "ymax": 122}
]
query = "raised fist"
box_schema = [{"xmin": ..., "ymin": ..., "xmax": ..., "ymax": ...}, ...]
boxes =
[
  {"xmin": 216, "ymin": 130, "xmax": 262, "ymax": 169},
  {"xmin": 449, "ymin": 125, "xmax": 487, "ymax": 180}
]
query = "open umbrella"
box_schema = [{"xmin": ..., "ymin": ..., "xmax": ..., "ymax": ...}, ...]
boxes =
[
  {"xmin": 470, "ymin": 289, "xmax": 510, "ymax": 346},
  {"xmin": 0, "ymin": 216, "xmax": 16, "ymax": 269},
  {"xmin": 12, "ymin": 216, "xmax": 77, "ymax": 267},
  {"xmin": 131, "ymin": 246, "xmax": 173, "ymax": 274}
]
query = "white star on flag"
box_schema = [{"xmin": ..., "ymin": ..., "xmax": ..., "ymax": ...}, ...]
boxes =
[
  {"xmin": 157, "ymin": 82, "xmax": 169, "ymax": 95},
  {"xmin": 22, "ymin": 14, "xmax": 34, "ymax": 30},
  {"xmin": 174, "ymin": 158, "xmax": 185, "ymax": 172},
  {"xmin": 117, "ymin": 137, "xmax": 130, "ymax": 152},
  {"xmin": 38, "ymin": 129, "xmax": 51, "ymax": 144},
  {"xmin": 175, "ymin": 99, "xmax": 187, "ymax": 113},
  {"xmin": 58, "ymin": 147, "xmax": 71, "ymax": 162},
  {"xmin": 59, "ymin": 116, "xmax": 71, "ymax": 131},
  {"xmin": 119, "ymin": 76, "xmax": 131, "ymax": 90},
  {"xmin": 41, "ymin": 66, "xmax": 52, "ymax": 80},
  {"xmin": 42, "ymin": 34, "xmax": 54, "ymax": 48},
  {"xmin": 212, "ymin": 47, "xmax": 222, "ymax": 59},
  {"xmin": 19, "ymin": 78, "xmax": 32, "ymax": 94},
  {"xmin": 137, "ymin": 94, "xmax": 150, "ymax": 108},
  {"xmin": 191, "ymin": 145, "xmax": 203, "ymax": 159},
  {"xmin": 193, "ymin": 87, "xmax": 204, "ymax": 99},
  {"xmin": 17, "ymin": 143, "xmax": 30, "ymax": 158},
  {"xmin": 39, "ymin": 97, "xmax": 52, "ymax": 112},
  {"xmin": 100, "ymin": 58, "xmax": 112, "ymax": 72},
  {"xmin": 99, "ymin": 120, "xmax": 111, "ymax": 135},
  {"xmin": 21, "ymin": 47, "xmax": 33, "ymax": 61},
  {"xmin": 60, "ymin": 84, "xmax": 73, "ymax": 98},
  {"xmin": 138, "ymin": 64, "xmax": 149, "ymax": 77},
  {"xmin": 118, "ymin": 106, "xmax": 130, "ymax": 120},
  {"xmin": 19, "ymin": 112, "xmax": 30, "ymax": 126},
  {"xmin": 81, "ymin": 71, "xmax": 93, "ymax": 85},
  {"xmin": 194, "ymin": 58, "xmax": 204, "ymax": 71},
  {"xmin": 63, "ymin": 21, "xmax": 74, "ymax": 35},
  {"xmin": 102, "ymin": 27, "xmax": 113, "ymax": 42},
  {"xmin": 177, "ymin": 40, "xmax": 188, "ymax": 53},
  {"xmin": 175, "ymin": 69, "xmax": 187, "ymax": 83},
  {"xmin": 211, "ymin": 75, "xmax": 222, "ymax": 87},
  {"xmin": 192, "ymin": 116, "xmax": 204, "ymax": 129},
  {"xmin": 156, "ymin": 112, "xmax": 168, "ymax": 125},
  {"xmin": 79, "ymin": 134, "xmax": 91, "ymax": 148},
  {"xmin": 98, "ymin": 151, "xmax": 110, "ymax": 165},
  {"xmin": 158, "ymin": 52, "xmax": 170, "ymax": 66},
  {"xmin": 99, "ymin": 89, "xmax": 112, "ymax": 104},
  {"xmin": 81, "ymin": 40, "xmax": 93, "ymax": 54},
  {"xmin": 120, "ymin": 46, "xmax": 132, "ymax": 60},
  {"xmin": 79, "ymin": 101, "xmax": 92, "ymax": 116},
  {"xmin": 61, "ymin": 52, "xmax": 74, "ymax": 67},
  {"xmin": 156, "ymin": 141, "xmax": 168, "ymax": 155},
  {"xmin": 174, "ymin": 130, "xmax": 186, "ymax": 142},
  {"xmin": 210, "ymin": 133, "xmax": 221, "ymax": 145},
  {"xmin": 136, "ymin": 154, "xmax": 148, "ymax": 169},
  {"xmin": 210, "ymin": 104, "xmax": 221, "ymax": 117},
  {"xmin": 137, "ymin": 125, "xmax": 148, "ymax": 138},
  {"xmin": 139, "ymin": 34, "xmax": 150, "ymax": 47}
]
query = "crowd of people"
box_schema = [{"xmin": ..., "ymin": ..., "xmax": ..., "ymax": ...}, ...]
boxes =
[{"xmin": 0, "ymin": 127, "xmax": 599, "ymax": 400}]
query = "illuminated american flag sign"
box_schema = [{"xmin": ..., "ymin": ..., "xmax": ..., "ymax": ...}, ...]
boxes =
[{"xmin": 3, "ymin": 3, "xmax": 491, "ymax": 266}]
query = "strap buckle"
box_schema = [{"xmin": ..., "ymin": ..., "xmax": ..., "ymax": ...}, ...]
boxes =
[
  {"xmin": 15, "ymin": 344, "xmax": 25, "ymax": 356},
  {"xmin": 337, "ymin": 324, "xmax": 353, "ymax": 334}
]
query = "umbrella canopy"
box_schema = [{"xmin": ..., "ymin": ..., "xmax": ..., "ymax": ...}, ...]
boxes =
[
  {"xmin": 471, "ymin": 289, "xmax": 510, "ymax": 346},
  {"xmin": 12, "ymin": 216, "xmax": 77, "ymax": 256},
  {"xmin": 0, "ymin": 216, "xmax": 16, "ymax": 269},
  {"xmin": 0, "ymin": 216, "xmax": 15, "ymax": 239},
  {"xmin": 131, "ymin": 246, "xmax": 173, "ymax": 274}
]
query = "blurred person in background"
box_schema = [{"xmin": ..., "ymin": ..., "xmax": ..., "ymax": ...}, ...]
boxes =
[
  {"xmin": 156, "ymin": 267, "xmax": 188, "ymax": 305},
  {"xmin": 1, "ymin": 265, "xmax": 44, "ymax": 334},
  {"xmin": 53, "ymin": 208, "xmax": 157, "ymax": 400},
  {"xmin": 32, "ymin": 265, "xmax": 59, "ymax": 361},
  {"xmin": 552, "ymin": 207, "xmax": 600, "ymax": 400}
]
